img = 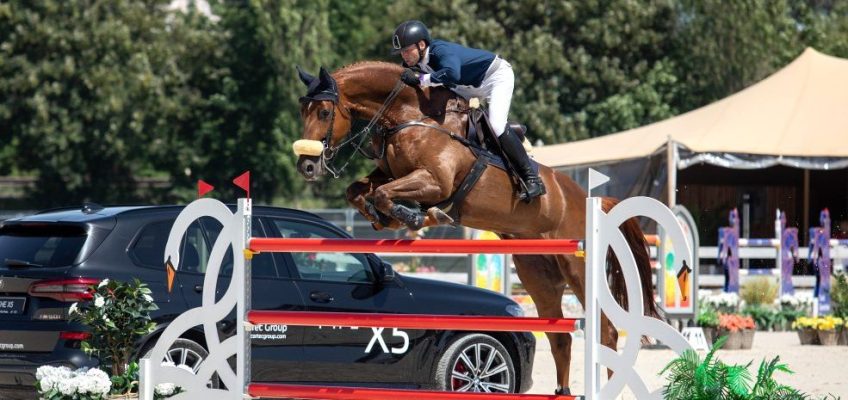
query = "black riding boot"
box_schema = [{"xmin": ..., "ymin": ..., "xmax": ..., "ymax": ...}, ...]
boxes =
[{"xmin": 498, "ymin": 127, "xmax": 546, "ymax": 202}]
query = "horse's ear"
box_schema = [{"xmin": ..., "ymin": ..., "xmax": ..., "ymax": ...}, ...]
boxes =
[
  {"xmin": 318, "ymin": 66, "xmax": 332, "ymax": 83},
  {"xmin": 297, "ymin": 65, "xmax": 316, "ymax": 87}
]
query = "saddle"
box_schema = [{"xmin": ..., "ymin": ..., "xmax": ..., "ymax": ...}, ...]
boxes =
[
  {"xmin": 428, "ymin": 98, "xmax": 538, "ymax": 224},
  {"xmin": 465, "ymin": 100, "xmax": 528, "ymax": 152}
]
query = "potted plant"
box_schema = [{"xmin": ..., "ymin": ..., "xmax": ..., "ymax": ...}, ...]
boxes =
[
  {"xmin": 739, "ymin": 315, "xmax": 756, "ymax": 349},
  {"xmin": 717, "ymin": 313, "xmax": 749, "ymax": 350},
  {"xmin": 36, "ymin": 279, "xmax": 164, "ymax": 399},
  {"xmin": 696, "ymin": 306, "xmax": 719, "ymax": 346},
  {"xmin": 816, "ymin": 316, "xmax": 844, "ymax": 346},
  {"xmin": 840, "ymin": 320, "xmax": 848, "ymax": 346},
  {"xmin": 792, "ymin": 316, "xmax": 819, "ymax": 345}
]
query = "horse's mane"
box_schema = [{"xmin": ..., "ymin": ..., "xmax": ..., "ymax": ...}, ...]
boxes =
[{"xmin": 335, "ymin": 60, "xmax": 402, "ymax": 75}]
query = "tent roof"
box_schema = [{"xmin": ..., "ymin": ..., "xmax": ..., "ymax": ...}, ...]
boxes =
[{"xmin": 532, "ymin": 48, "xmax": 848, "ymax": 168}]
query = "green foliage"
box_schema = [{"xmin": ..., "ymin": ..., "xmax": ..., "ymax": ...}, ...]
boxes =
[
  {"xmin": 70, "ymin": 279, "xmax": 158, "ymax": 378},
  {"xmin": 832, "ymin": 272, "xmax": 848, "ymax": 319},
  {"xmin": 110, "ymin": 361, "xmax": 138, "ymax": 396},
  {"xmin": 741, "ymin": 277, "xmax": 779, "ymax": 307},
  {"xmin": 4, "ymin": 1, "xmax": 848, "ymax": 207},
  {"xmin": 697, "ymin": 305, "xmax": 719, "ymax": 328},
  {"xmin": 661, "ymin": 336, "xmax": 833, "ymax": 399},
  {"xmin": 742, "ymin": 305, "xmax": 778, "ymax": 331}
]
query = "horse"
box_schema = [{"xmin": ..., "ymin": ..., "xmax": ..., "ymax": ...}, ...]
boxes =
[{"xmin": 293, "ymin": 61, "xmax": 659, "ymax": 395}]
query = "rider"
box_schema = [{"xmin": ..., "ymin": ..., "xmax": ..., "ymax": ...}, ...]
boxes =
[{"xmin": 391, "ymin": 20, "xmax": 546, "ymax": 202}]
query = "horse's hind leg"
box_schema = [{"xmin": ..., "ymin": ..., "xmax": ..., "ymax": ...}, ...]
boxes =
[
  {"xmin": 556, "ymin": 254, "xmax": 620, "ymax": 380},
  {"xmin": 512, "ymin": 254, "xmax": 575, "ymax": 394}
]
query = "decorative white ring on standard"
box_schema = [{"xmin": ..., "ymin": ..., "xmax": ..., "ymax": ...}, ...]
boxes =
[
  {"xmin": 594, "ymin": 196, "xmax": 694, "ymax": 399},
  {"xmin": 141, "ymin": 198, "xmax": 245, "ymax": 399}
]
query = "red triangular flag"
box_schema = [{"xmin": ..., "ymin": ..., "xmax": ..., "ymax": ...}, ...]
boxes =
[
  {"xmin": 232, "ymin": 170, "xmax": 250, "ymax": 198},
  {"xmin": 197, "ymin": 180, "xmax": 214, "ymax": 197}
]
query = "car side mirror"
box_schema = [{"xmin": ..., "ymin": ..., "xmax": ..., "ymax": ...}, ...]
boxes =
[{"xmin": 380, "ymin": 262, "xmax": 396, "ymax": 283}]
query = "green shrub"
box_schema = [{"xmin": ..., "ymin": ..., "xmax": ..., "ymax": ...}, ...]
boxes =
[
  {"xmin": 742, "ymin": 305, "xmax": 778, "ymax": 331},
  {"xmin": 832, "ymin": 273, "xmax": 848, "ymax": 319},
  {"xmin": 697, "ymin": 306, "xmax": 719, "ymax": 328},
  {"xmin": 661, "ymin": 336, "xmax": 840, "ymax": 399},
  {"xmin": 741, "ymin": 277, "xmax": 778, "ymax": 307}
]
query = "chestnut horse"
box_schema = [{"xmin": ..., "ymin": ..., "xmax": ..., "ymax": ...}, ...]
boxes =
[{"xmin": 294, "ymin": 62, "xmax": 658, "ymax": 394}]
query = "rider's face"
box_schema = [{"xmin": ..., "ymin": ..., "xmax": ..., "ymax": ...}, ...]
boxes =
[{"xmin": 400, "ymin": 41, "xmax": 424, "ymax": 66}]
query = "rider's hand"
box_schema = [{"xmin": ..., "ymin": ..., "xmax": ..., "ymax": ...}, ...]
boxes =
[{"xmin": 400, "ymin": 69, "xmax": 420, "ymax": 87}]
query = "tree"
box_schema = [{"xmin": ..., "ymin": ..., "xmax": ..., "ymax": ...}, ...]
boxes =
[
  {"xmin": 0, "ymin": 0, "xmax": 201, "ymax": 206},
  {"xmin": 384, "ymin": 0, "xmax": 681, "ymax": 143}
]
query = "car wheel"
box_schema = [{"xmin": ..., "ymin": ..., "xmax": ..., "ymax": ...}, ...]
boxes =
[
  {"xmin": 434, "ymin": 333, "xmax": 516, "ymax": 393},
  {"xmin": 142, "ymin": 338, "xmax": 220, "ymax": 389}
]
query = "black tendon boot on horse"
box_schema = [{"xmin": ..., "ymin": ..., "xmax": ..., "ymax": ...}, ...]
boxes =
[{"xmin": 498, "ymin": 126, "xmax": 546, "ymax": 202}]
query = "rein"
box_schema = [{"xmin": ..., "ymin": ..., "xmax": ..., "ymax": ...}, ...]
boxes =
[{"xmin": 320, "ymin": 80, "xmax": 407, "ymax": 178}]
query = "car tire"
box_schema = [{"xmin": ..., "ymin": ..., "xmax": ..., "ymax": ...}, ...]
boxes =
[
  {"xmin": 434, "ymin": 333, "xmax": 516, "ymax": 393},
  {"xmin": 142, "ymin": 338, "xmax": 220, "ymax": 389}
]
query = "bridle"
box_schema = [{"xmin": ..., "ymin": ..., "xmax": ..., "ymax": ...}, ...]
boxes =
[{"xmin": 298, "ymin": 79, "xmax": 407, "ymax": 178}]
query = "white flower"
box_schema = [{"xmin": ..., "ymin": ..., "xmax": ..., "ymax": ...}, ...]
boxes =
[
  {"xmin": 94, "ymin": 295, "xmax": 105, "ymax": 308},
  {"xmin": 68, "ymin": 302, "xmax": 78, "ymax": 315},
  {"xmin": 143, "ymin": 294, "xmax": 154, "ymax": 303},
  {"xmin": 58, "ymin": 379, "xmax": 76, "ymax": 396},
  {"xmin": 98, "ymin": 278, "xmax": 109, "ymax": 288},
  {"xmin": 155, "ymin": 382, "xmax": 177, "ymax": 396}
]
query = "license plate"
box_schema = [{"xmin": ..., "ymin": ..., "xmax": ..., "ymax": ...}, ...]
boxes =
[{"xmin": 0, "ymin": 297, "xmax": 26, "ymax": 315}]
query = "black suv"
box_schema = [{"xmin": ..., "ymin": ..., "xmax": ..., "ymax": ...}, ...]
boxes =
[{"xmin": 0, "ymin": 204, "xmax": 534, "ymax": 398}]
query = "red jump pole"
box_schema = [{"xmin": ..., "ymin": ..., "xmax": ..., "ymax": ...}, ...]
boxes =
[
  {"xmin": 248, "ymin": 383, "xmax": 580, "ymax": 400},
  {"xmin": 248, "ymin": 311, "xmax": 582, "ymax": 333},
  {"xmin": 248, "ymin": 238, "xmax": 582, "ymax": 255}
]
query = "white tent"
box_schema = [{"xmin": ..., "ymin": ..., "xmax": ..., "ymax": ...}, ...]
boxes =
[{"xmin": 534, "ymin": 48, "xmax": 848, "ymax": 171}]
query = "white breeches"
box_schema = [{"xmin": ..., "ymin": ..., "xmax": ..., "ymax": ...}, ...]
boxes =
[{"xmin": 451, "ymin": 57, "xmax": 514, "ymax": 137}]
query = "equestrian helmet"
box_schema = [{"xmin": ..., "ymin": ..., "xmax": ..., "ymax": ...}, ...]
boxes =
[{"xmin": 392, "ymin": 20, "xmax": 430, "ymax": 53}]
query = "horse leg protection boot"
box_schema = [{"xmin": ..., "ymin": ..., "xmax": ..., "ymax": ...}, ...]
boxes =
[
  {"xmin": 498, "ymin": 127, "xmax": 546, "ymax": 202},
  {"xmin": 391, "ymin": 203, "xmax": 424, "ymax": 231}
]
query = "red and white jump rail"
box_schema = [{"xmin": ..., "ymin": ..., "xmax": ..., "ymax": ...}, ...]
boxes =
[{"xmin": 140, "ymin": 170, "xmax": 695, "ymax": 400}]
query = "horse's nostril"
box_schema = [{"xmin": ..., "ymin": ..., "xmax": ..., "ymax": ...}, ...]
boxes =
[{"xmin": 305, "ymin": 163, "xmax": 314, "ymax": 174}]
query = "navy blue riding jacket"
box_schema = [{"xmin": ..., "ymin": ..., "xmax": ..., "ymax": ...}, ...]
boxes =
[{"xmin": 415, "ymin": 39, "xmax": 496, "ymax": 88}]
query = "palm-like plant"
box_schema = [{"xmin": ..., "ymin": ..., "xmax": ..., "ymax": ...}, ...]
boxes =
[{"xmin": 661, "ymin": 335, "xmax": 837, "ymax": 400}]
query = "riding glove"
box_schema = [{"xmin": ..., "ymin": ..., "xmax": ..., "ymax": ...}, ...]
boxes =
[{"xmin": 400, "ymin": 69, "xmax": 420, "ymax": 86}]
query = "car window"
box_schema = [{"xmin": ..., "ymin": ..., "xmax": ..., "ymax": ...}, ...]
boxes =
[
  {"xmin": 268, "ymin": 218, "xmax": 373, "ymax": 283},
  {"xmin": 129, "ymin": 220, "xmax": 172, "ymax": 269},
  {"xmin": 0, "ymin": 224, "xmax": 87, "ymax": 268},
  {"xmin": 200, "ymin": 216, "xmax": 280, "ymax": 278}
]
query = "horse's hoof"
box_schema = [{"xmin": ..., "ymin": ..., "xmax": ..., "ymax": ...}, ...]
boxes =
[
  {"xmin": 554, "ymin": 386, "xmax": 571, "ymax": 395},
  {"xmin": 371, "ymin": 222, "xmax": 384, "ymax": 231},
  {"xmin": 426, "ymin": 207, "xmax": 454, "ymax": 225}
]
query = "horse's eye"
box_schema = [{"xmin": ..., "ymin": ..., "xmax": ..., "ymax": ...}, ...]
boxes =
[{"xmin": 319, "ymin": 109, "xmax": 331, "ymax": 120}]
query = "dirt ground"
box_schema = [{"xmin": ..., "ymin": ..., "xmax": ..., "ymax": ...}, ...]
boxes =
[{"xmin": 527, "ymin": 331, "xmax": 848, "ymax": 398}]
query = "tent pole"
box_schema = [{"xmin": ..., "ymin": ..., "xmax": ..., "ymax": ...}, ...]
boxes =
[
  {"xmin": 803, "ymin": 169, "xmax": 810, "ymax": 241},
  {"xmin": 667, "ymin": 137, "xmax": 678, "ymax": 206}
]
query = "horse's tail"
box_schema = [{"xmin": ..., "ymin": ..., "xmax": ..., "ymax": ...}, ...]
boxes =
[{"xmin": 601, "ymin": 197, "xmax": 662, "ymax": 320}]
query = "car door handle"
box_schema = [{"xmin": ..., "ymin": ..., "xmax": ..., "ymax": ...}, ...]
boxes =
[
  {"xmin": 309, "ymin": 291, "xmax": 334, "ymax": 303},
  {"xmin": 194, "ymin": 284, "xmax": 203, "ymax": 293}
]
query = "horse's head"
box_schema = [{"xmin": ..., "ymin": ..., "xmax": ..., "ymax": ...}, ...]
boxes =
[{"xmin": 293, "ymin": 66, "xmax": 353, "ymax": 181}]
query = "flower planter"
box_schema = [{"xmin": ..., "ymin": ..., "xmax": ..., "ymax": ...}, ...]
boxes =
[
  {"xmin": 109, "ymin": 395, "xmax": 140, "ymax": 400},
  {"xmin": 819, "ymin": 329, "xmax": 839, "ymax": 346},
  {"xmin": 702, "ymin": 327, "xmax": 716, "ymax": 347},
  {"xmin": 797, "ymin": 328, "xmax": 820, "ymax": 345},
  {"xmin": 719, "ymin": 330, "xmax": 743, "ymax": 350},
  {"xmin": 741, "ymin": 329, "xmax": 755, "ymax": 349},
  {"xmin": 839, "ymin": 327, "xmax": 848, "ymax": 346}
]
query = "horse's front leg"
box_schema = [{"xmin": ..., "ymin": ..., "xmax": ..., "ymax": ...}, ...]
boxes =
[
  {"xmin": 372, "ymin": 168, "xmax": 450, "ymax": 231},
  {"xmin": 345, "ymin": 168, "xmax": 404, "ymax": 230}
]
